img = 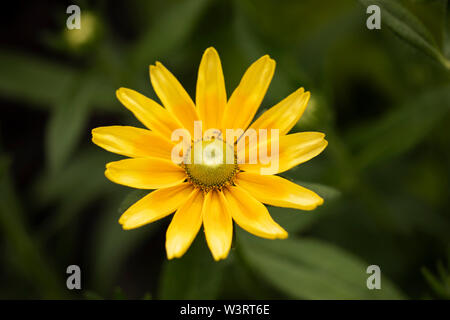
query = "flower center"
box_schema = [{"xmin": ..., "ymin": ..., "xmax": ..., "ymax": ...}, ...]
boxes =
[{"xmin": 183, "ymin": 137, "xmax": 238, "ymax": 191}]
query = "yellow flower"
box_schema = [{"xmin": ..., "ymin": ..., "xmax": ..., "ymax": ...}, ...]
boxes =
[{"xmin": 91, "ymin": 47, "xmax": 327, "ymax": 261}]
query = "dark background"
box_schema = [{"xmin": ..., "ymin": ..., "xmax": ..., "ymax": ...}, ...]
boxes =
[{"xmin": 0, "ymin": 0, "xmax": 449, "ymax": 299}]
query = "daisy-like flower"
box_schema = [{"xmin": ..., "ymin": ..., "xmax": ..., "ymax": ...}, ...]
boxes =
[{"xmin": 92, "ymin": 47, "xmax": 327, "ymax": 261}]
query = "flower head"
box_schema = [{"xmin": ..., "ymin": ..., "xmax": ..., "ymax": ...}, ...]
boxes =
[{"xmin": 92, "ymin": 47, "xmax": 327, "ymax": 260}]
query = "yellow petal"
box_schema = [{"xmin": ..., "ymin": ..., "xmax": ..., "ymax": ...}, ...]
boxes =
[
  {"xmin": 116, "ymin": 88, "xmax": 181, "ymax": 140},
  {"xmin": 249, "ymin": 88, "xmax": 310, "ymax": 135},
  {"xmin": 150, "ymin": 62, "xmax": 200, "ymax": 137},
  {"xmin": 92, "ymin": 126, "xmax": 174, "ymax": 159},
  {"xmin": 223, "ymin": 186, "xmax": 287, "ymax": 239},
  {"xmin": 239, "ymin": 132, "xmax": 327, "ymax": 175},
  {"xmin": 119, "ymin": 183, "xmax": 194, "ymax": 230},
  {"xmin": 222, "ymin": 55, "xmax": 275, "ymax": 131},
  {"xmin": 105, "ymin": 158, "xmax": 186, "ymax": 189},
  {"xmin": 235, "ymin": 172, "xmax": 323, "ymax": 210},
  {"xmin": 203, "ymin": 190, "xmax": 233, "ymax": 261},
  {"xmin": 196, "ymin": 47, "xmax": 227, "ymax": 131},
  {"xmin": 166, "ymin": 189, "xmax": 204, "ymax": 259}
]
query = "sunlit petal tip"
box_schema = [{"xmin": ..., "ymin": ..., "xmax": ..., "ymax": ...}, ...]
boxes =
[
  {"xmin": 204, "ymin": 46, "xmax": 219, "ymax": 55},
  {"xmin": 317, "ymin": 196, "xmax": 325, "ymax": 206},
  {"xmin": 209, "ymin": 240, "xmax": 232, "ymax": 261},
  {"xmin": 212, "ymin": 251, "xmax": 228, "ymax": 261},
  {"xmin": 121, "ymin": 224, "xmax": 136, "ymax": 231},
  {"xmin": 278, "ymin": 230, "xmax": 288, "ymax": 239},
  {"xmin": 316, "ymin": 132, "xmax": 326, "ymax": 140},
  {"xmin": 252, "ymin": 54, "xmax": 275, "ymax": 70},
  {"xmin": 302, "ymin": 90, "xmax": 311, "ymax": 101},
  {"xmin": 201, "ymin": 48, "xmax": 221, "ymax": 66},
  {"xmin": 267, "ymin": 222, "xmax": 288, "ymax": 239},
  {"xmin": 255, "ymin": 54, "xmax": 277, "ymax": 67},
  {"xmin": 90, "ymin": 128, "xmax": 98, "ymax": 143},
  {"xmin": 290, "ymin": 87, "xmax": 305, "ymax": 97},
  {"xmin": 165, "ymin": 240, "xmax": 184, "ymax": 260},
  {"xmin": 115, "ymin": 87, "xmax": 134, "ymax": 101},
  {"xmin": 104, "ymin": 167, "xmax": 112, "ymax": 179},
  {"xmin": 115, "ymin": 87, "xmax": 124, "ymax": 95},
  {"xmin": 152, "ymin": 62, "xmax": 167, "ymax": 72},
  {"xmin": 115, "ymin": 88, "xmax": 129, "ymax": 101}
]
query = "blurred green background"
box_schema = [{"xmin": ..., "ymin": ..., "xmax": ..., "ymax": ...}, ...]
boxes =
[{"xmin": 0, "ymin": 0, "xmax": 449, "ymax": 299}]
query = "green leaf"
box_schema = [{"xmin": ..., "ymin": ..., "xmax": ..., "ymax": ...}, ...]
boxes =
[
  {"xmin": 158, "ymin": 235, "xmax": 226, "ymax": 299},
  {"xmin": 0, "ymin": 50, "xmax": 117, "ymax": 111},
  {"xmin": 269, "ymin": 181, "xmax": 340, "ymax": 233},
  {"xmin": 239, "ymin": 233, "xmax": 405, "ymax": 299},
  {"xmin": 45, "ymin": 74, "xmax": 97, "ymax": 173},
  {"xmin": 445, "ymin": 0, "xmax": 450, "ymax": 58},
  {"xmin": 0, "ymin": 50, "xmax": 75, "ymax": 107},
  {"xmin": 359, "ymin": 0, "xmax": 450, "ymax": 69},
  {"xmin": 33, "ymin": 149, "xmax": 117, "ymax": 237},
  {"xmin": 117, "ymin": 189, "xmax": 150, "ymax": 215},
  {"xmin": 0, "ymin": 155, "xmax": 65, "ymax": 298},
  {"xmin": 232, "ymin": 9, "xmax": 297, "ymax": 101},
  {"xmin": 348, "ymin": 85, "xmax": 450, "ymax": 169},
  {"xmin": 91, "ymin": 190, "xmax": 158, "ymax": 293},
  {"xmin": 421, "ymin": 257, "xmax": 450, "ymax": 299},
  {"xmin": 422, "ymin": 267, "xmax": 450, "ymax": 298},
  {"xmin": 131, "ymin": 0, "xmax": 211, "ymax": 69}
]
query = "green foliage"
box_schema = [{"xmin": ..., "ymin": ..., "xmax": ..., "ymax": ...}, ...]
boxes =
[
  {"xmin": 238, "ymin": 231, "xmax": 405, "ymax": 299},
  {"xmin": 269, "ymin": 181, "xmax": 341, "ymax": 233},
  {"xmin": 359, "ymin": 0, "xmax": 450, "ymax": 69},
  {"xmin": 46, "ymin": 74, "xmax": 97, "ymax": 173},
  {"xmin": 349, "ymin": 85, "xmax": 450, "ymax": 169},
  {"xmin": 422, "ymin": 256, "xmax": 450, "ymax": 299},
  {"xmin": 158, "ymin": 236, "xmax": 226, "ymax": 299},
  {"xmin": 0, "ymin": 156, "xmax": 65, "ymax": 298},
  {"xmin": 0, "ymin": 0, "xmax": 449, "ymax": 300},
  {"xmin": 131, "ymin": 0, "xmax": 212, "ymax": 69},
  {"xmin": 90, "ymin": 189, "xmax": 159, "ymax": 293}
]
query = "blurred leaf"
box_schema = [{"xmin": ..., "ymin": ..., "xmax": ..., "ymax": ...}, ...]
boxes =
[
  {"xmin": 0, "ymin": 50, "xmax": 75, "ymax": 107},
  {"xmin": 0, "ymin": 50, "xmax": 116, "ymax": 110},
  {"xmin": 410, "ymin": 0, "xmax": 448, "ymax": 49},
  {"xmin": 33, "ymin": 148, "xmax": 115, "ymax": 206},
  {"xmin": 222, "ymin": 257, "xmax": 282, "ymax": 299},
  {"xmin": 239, "ymin": 232, "xmax": 405, "ymax": 299},
  {"xmin": 131, "ymin": 0, "xmax": 211, "ymax": 69},
  {"xmin": 0, "ymin": 155, "xmax": 64, "ymax": 298},
  {"xmin": 422, "ymin": 256, "xmax": 450, "ymax": 299},
  {"xmin": 422, "ymin": 267, "xmax": 450, "ymax": 299},
  {"xmin": 33, "ymin": 148, "xmax": 117, "ymax": 237},
  {"xmin": 232, "ymin": 9, "xmax": 297, "ymax": 101},
  {"xmin": 269, "ymin": 181, "xmax": 340, "ymax": 233},
  {"xmin": 359, "ymin": 0, "xmax": 450, "ymax": 69},
  {"xmin": 348, "ymin": 85, "xmax": 450, "ymax": 169},
  {"xmin": 158, "ymin": 236, "xmax": 226, "ymax": 299},
  {"xmin": 91, "ymin": 190, "xmax": 158, "ymax": 293},
  {"xmin": 300, "ymin": 181, "xmax": 341, "ymax": 200},
  {"xmin": 445, "ymin": 0, "xmax": 450, "ymax": 57},
  {"xmin": 46, "ymin": 74, "xmax": 97, "ymax": 173},
  {"xmin": 117, "ymin": 189, "xmax": 150, "ymax": 214}
]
